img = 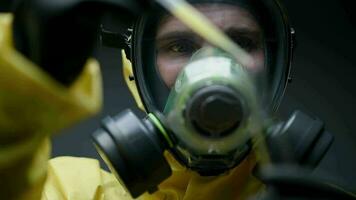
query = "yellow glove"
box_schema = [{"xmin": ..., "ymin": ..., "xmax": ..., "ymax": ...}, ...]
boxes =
[{"xmin": 0, "ymin": 13, "xmax": 102, "ymax": 199}]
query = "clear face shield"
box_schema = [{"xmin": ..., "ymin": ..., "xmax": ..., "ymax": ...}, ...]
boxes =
[
  {"xmin": 135, "ymin": 0, "xmax": 295, "ymax": 117},
  {"xmin": 150, "ymin": 1, "xmax": 270, "ymax": 173}
]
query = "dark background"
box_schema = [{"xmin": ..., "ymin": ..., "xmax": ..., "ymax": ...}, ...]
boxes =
[{"xmin": 46, "ymin": 0, "xmax": 356, "ymax": 191}]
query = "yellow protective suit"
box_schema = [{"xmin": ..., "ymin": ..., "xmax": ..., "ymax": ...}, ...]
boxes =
[{"xmin": 0, "ymin": 13, "xmax": 262, "ymax": 200}]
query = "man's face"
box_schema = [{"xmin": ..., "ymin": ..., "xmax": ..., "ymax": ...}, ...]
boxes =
[{"xmin": 155, "ymin": 4, "xmax": 265, "ymax": 88}]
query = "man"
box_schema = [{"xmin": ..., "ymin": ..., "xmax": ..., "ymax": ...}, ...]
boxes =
[{"xmin": 0, "ymin": 0, "xmax": 294, "ymax": 199}]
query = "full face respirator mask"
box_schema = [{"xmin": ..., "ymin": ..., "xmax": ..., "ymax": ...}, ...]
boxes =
[
  {"xmin": 92, "ymin": 0, "xmax": 300, "ymax": 198},
  {"xmin": 93, "ymin": 47, "xmax": 263, "ymax": 198}
]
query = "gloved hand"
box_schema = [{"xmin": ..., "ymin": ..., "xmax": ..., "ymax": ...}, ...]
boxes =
[
  {"xmin": 0, "ymin": 13, "xmax": 102, "ymax": 199},
  {"xmin": 12, "ymin": 0, "xmax": 153, "ymax": 85},
  {"xmin": 1, "ymin": 1, "xmax": 154, "ymax": 198}
]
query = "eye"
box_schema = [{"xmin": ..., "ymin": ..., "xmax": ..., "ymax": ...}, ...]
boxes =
[
  {"xmin": 157, "ymin": 39, "xmax": 200, "ymax": 57},
  {"xmin": 231, "ymin": 36, "xmax": 260, "ymax": 52},
  {"xmin": 170, "ymin": 42, "xmax": 194, "ymax": 54}
]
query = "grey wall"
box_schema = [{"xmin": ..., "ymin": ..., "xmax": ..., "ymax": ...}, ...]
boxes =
[
  {"xmin": 277, "ymin": 0, "xmax": 356, "ymax": 189},
  {"xmin": 52, "ymin": 0, "xmax": 356, "ymax": 190}
]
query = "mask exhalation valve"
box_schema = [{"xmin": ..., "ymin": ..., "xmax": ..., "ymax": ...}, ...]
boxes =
[{"xmin": 186, "ymin": 85, "xmax": 245, "ymax": 138}]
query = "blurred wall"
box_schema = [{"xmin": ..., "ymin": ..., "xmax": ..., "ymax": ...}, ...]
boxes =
[
  {"xmin": 278, "ymin": 0, "xmax": 356, "ymax": 189},
  {"xmin": 52, "ymin": 0, "xmax": 356, "ymax": 189}
]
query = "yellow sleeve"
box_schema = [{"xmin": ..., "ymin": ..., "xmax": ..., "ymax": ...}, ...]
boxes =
[
  {"xmin": 41, "ymin": 157, "xmax": 133, "ymax": 200},
  {"xmin": 0, "ymin": 13, "xmax": 102, "ymax": 200},
  {"xmin": 38, "ymin": 154, "xmax": 261, "ymax": 200},
  {"xmin": 41, "ymin": 156, "xmax": 169, "ymax": 200}
]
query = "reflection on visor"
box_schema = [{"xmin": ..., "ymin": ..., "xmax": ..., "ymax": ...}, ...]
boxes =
[{"xmin": 154, "ymin": 3, "xmax": 265, "ymax": 88}]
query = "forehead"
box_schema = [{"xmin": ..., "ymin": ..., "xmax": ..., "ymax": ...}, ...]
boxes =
[{"xmin": 157, "ymin": 4, "xmax": 261, "ymax": 38}]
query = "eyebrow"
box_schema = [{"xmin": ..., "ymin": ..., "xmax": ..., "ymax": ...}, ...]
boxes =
[
  {"xmin": 156, "ymin": 31, "xmax": 201, "ymax": 43},
  {"xmin": 156, "ymin": 27, "xmax": 262, "ymax": 43},
  {"xmin": 225, "ymin": 27, "xmax": 262, "ymax": 40}
]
